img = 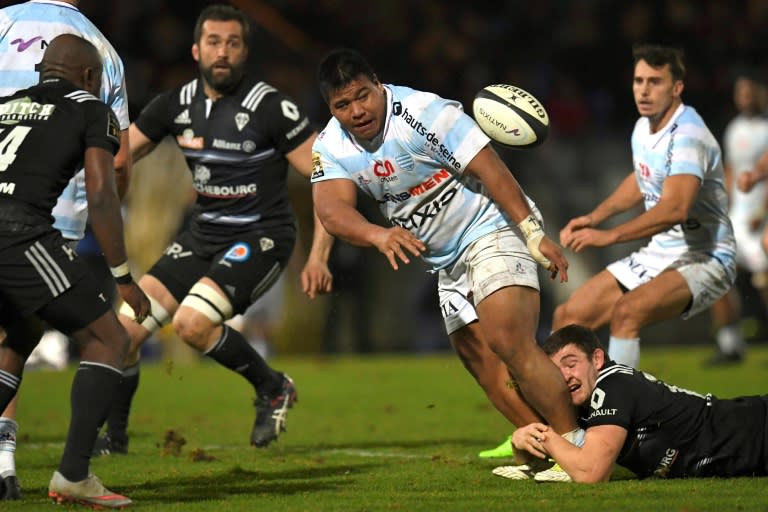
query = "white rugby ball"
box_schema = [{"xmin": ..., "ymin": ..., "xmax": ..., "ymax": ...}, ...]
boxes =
[{"xmin": 472, "ymin": 84, "xmax": 549, "ymax": 149}]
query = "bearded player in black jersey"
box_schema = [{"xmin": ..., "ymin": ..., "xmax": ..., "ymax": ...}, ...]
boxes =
[
  {"xmin": 0, "ymin": 34, "xmax": 150, "ymax": 507},
  {"xmin": 93, "ymin": 4, "xmax": 334, "ymax": 455},
  {"xmin": 493, "ymin": 324, "xmax": 768, "ymax": 482}
]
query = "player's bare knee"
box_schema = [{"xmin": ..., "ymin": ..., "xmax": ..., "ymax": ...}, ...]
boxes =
[
  {"xmin": 610, "ymin": 298, "xmax": 643, "ymax": 333},
  {"xmin": 171, "ymin": 312, "xmax": 212, "ymax": 350}
]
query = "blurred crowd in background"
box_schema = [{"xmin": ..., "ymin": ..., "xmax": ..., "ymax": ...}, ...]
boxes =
[{"xmin": 14, "ymin": 0, "xmax": 768, "ymax": 357}]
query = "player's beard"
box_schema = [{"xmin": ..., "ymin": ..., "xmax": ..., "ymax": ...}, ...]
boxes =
[{"xmin": 201, "ymin": 62, "xmax": 244, "ymax": 95}]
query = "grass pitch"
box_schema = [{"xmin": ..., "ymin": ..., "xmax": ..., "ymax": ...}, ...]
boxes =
[{"xmin": 6, "ymin": 344, "xmax": 768, "ymax": 511}]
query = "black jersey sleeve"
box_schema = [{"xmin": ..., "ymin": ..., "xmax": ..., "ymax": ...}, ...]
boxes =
[
  {"xmin": 582, "ymin": 366, "xmax": 639, "ymax": 430},
  {"xmin": 134, "ymin": 90, "xmax": 173, "ymax": 143},
  {"xmin": 83, "ymin": 100, "xmax": 121, "ymax": 155},
  {"xmin": 259, "ymin": 91, "xmax": 315, "ymax": 154}
]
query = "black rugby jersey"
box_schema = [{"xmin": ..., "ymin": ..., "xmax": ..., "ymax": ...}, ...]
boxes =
[
  {"xmin": 135, "ymin": 76, "xmax": 315, "ymax": 243},
  {"xmin": 0, "ymin": 78, "xmax": 119, "ymax": 224},
  {"xmin": 579, "ymin": 361, "xmax": 767, "ymax": 478}
]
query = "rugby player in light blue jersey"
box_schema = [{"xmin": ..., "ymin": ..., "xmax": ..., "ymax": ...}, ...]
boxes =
[
  {"xmin": 554, "ymin": 44, "xmax": 736, "ymax": 370},
  {"xmin": 706, "ymin": 73, "xmax": 768, "ymax": 365},
  {"xmin": 311, "ymin": 47, "xmax": 585, "ymax": 472},
  {"xmin": 0, "ymin": 0, "xmax": 132, "ymax": 503}
]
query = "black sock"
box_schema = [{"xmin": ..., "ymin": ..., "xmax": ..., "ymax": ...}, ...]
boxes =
[
  {"xmin": 0, "ymin": 370, "xmax": 20, "ymax": 412},
  {"xmin": 206, "ymin": 325, "xmax": 281, "ymax": 395},
  {"xmin": 106, "ymin": 363, "xmax": 139, "ymax": 441},
  {"xmin": 58, "ymin": 362, "xmax": 121, "ymax": 482}
]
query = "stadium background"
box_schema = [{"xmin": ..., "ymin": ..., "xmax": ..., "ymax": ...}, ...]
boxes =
[{"xmin": 10, "ymin": 0, "xmax": 768, "ymax": 354}]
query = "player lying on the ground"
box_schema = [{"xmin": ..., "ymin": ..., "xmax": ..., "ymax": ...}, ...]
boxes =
[{"xmin": 493, "ymin": 324, "xmax": 768, "ymax": 482}]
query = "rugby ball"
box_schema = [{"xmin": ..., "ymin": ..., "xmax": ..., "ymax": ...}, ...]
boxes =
[{"xmin": 472, "ymin": 84, "xmax": 549, "ymax": 149}]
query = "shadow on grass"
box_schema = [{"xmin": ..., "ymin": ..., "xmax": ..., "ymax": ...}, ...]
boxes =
[{"xmin": 20, "ymin": 462, "xmax": 384, "ymax": 504}]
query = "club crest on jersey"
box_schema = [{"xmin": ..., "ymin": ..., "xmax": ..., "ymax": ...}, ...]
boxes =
[
  {"xmin": 224, "ymin": 242, "xmax": 251, "ymax": 262},
  {"xmin": 235, "ymin": 112, "xmax": 249, "ymax": 131},
  {"xmin": 260, "ymin": 237, "xmax": 275, "ymax": 252},
  {"xmin": 194, "ymin": 165, "xmax": 211, "ymax": 184}
]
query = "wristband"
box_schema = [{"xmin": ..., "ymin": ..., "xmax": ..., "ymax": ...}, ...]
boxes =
[
  {"xmin": 517, "ymin": 215, "xmax": 552, "ymax": 269},
  {"xmin": 114, "ymin": 273, "xmax": 133, "ymax": 285},
  {"xmin": 518, "ymin": 214, "xmax": 544, "ymax": 241},
  {"xmin": 110, "ymin": 262, "xmax": 132, "ymax": 285}
]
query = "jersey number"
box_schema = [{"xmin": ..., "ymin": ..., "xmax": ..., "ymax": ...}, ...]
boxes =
[{"xmin": 0, "ymin": 126, "xmax": 32, "ymax": 171}]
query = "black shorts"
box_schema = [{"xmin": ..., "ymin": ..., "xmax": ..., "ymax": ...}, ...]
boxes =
[
  {"xmin": 147, "ymin": 228, "xmax": 295, "ymax": 315},
  {"xmin": 0, "ymin": 227, "xmax": 112, "ymax": 334},
  {"xmin": 700, "ymin": 395, "xmax": 768, "ymax": 477}
]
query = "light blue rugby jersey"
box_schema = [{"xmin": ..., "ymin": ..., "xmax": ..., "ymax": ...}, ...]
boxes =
[
  {"xmin": 0, "ymin": 0, "xmax": 129, "ymax": 240},
  {"xmin": 312, "ymin": 84, "xmax": 538, "ymax": 270},
  {"xmin": 631, "ymin": 103, "xmax": 736, "ymax": 270},
  {"xmin": 722, "ymin": 113, "xmax": 768, "ymax": 223}
]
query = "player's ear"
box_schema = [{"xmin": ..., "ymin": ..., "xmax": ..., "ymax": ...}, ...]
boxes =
[
  {"xmin": 82, "ymin": 66, "xmax": 100, "ymax": 95},
  {"xmin": 673, "ymin": 79, "xmax": 684, "ymax": 97},
  {"xmin": 593, "ymin": 348, "xmax": 606, "ymax": 369},
  {"xmin": 192, "ymin": 43, "xmax": 200, "ymax": 63}
]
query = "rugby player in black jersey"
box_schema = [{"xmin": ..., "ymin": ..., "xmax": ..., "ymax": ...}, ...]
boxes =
[
  {"xmin": 94, "ymin": 4, "xmax": 334, "ymax": 454},
  {"xmin": 494, "ymin": 324, "xmax": 767, "ymax": 482},
  {"xmin": 0, "ymin": 34, "xmax": 150, "ymax": 507}
]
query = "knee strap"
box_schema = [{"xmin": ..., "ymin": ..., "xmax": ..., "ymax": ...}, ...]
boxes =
[{"xmin": 180, "ymin": 282, "xmax": 233, "ymax": 324}]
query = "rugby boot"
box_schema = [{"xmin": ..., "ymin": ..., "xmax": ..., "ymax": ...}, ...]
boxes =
[{"xmin": 251, "ymin": 373, "xmax": 297, "ymax": 447}]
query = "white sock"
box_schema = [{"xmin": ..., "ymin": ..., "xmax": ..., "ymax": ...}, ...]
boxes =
[
  {"xmin": 0, "ymin": 418, "xmax": 17, "ymax": 478},
  {"xmin": 608, "ymin": 336, "xmax": 640, "ymax": 368},
  {"xmin": 562, "ymin": 428, "xmax": 585, "ymax": 447},
  {"xmin": 716, "ymin": 324, "xmax": 745, "ymax": 355}
]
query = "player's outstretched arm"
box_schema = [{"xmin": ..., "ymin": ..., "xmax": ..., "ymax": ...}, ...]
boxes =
[
  {"xmin": 515, "ymin": 423, "xmax": 625, "ymax": 483},
  {"xmin": 84, "ymin": 146, "xmax": 150, "ymax": 322},
  {"xmin": 606, "ymin": 173, "xmax": 699, "ymax": 244},
  {"xmin": 286, "ymin": 133, "xmax": 335, "ymax": 299},
  {"xmin": 114, "ymin": 129, "xmax": 133, "ymax": 199},
  {"xmin": 127, "ymin": 123, "xmax": 157, "ymax": 164},
  {"xmin": 301, "ymin": 207, "xmax": 334, "ymax": 299},
  {"xmin": 465, "ymin": 145, "xmax": 568, "ymax": 281},
  {"xmin": 560, "ymin": 172, "xmax": 643, "ymax": 250},
  {"xmin": 312, "ymin": 178, "xmax": 425, "ymax": 271}
]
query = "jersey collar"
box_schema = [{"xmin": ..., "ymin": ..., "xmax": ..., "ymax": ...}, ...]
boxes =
[
  {"xmin": 645, "ymin": 103, "xmax": 686, "ymax": 148},
  {"xmin": 29, "ymin": 0, "xmax": 80, "ymax": 11}
]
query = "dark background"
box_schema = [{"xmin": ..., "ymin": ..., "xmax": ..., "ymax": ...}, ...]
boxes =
[{"xmin": 5, "ymin": 0, "xmax": 767, "ymax": 352}]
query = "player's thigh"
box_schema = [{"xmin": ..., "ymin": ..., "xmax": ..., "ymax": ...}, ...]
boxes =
[
  {"xmin": 475, "ymin": 285, "xmax": 541, "ymax": 342},
  {"xmin": 69, "ymin": 309, "xmax": 130, "ymax": 366},
  {"xmin": 554, "ymin": 269, "xmax": 623, "ymax": 329},
  {"xmin": 449, "ymin": 322, "xmax": 510, "ymax": 388},
  {"xmin": 438, "ymin": 227, "xmax": 539, "ymax": 338},
  {"xmin": 614, "ymin": 269, "xmax": 692, "ymax": 327},
  {"xmin": 145, "ymin": 232, "xmax": 213, "ymax": 305},
  {"xmin": 205, "ymin": 231, "xmax": 295, "ymax": 315},
  {"xmin": 0, "ymin": 229, "xmax": 112, "ymax": 336}
]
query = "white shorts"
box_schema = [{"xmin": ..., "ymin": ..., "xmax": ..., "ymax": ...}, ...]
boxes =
[
  {"xmin": 733, "ymin": 222, "xmax": 768, "ymax": 273},
  {"xmin": 607, "ymin": 246, "xmax": 736, "ymax": 319},
  {"xmin": 438, "ymin": 227, "xmax": 540, "ymax": 334}
]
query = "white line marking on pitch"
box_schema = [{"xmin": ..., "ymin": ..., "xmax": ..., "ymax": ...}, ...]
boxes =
[{"xmin": 23, "ymin": 443, "xmax": 444, "ymax": 460}]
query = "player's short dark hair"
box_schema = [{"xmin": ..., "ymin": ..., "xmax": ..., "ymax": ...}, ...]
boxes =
[
  {"xmin": 193, "ymin": 4, "xmax": 251, "ymax": 46},
  {"xmin": 317, "ymin": 48, "xmax": 378, "ymax": 103},
  {"xmin": 632, "ymin": 44, "xmax": 686, "ymax": 81},
  {"xmin": 541, "ymin": 324, "xmax": 605, "ymax": 361}
]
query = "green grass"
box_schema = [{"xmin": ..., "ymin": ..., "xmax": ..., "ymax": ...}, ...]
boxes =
[{"xmin": 6, "ymin": 344, "xmax": 768, "ymax": 511}]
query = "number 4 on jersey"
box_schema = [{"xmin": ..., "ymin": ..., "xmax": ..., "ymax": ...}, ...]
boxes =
[{"xmin": 0, "ymin": 126, "xmax": 32, "ymax": 171}]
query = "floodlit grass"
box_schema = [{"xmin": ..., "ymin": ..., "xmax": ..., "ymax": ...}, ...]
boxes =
[{"xmin": 6, "ymin": 344, "xmax": 768, "ymax": 511}]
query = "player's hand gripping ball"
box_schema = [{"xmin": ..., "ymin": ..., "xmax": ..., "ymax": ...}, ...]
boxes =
[{"xmin": 472, "ymin": 84, "xmax": 549, "ymax": 149}]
